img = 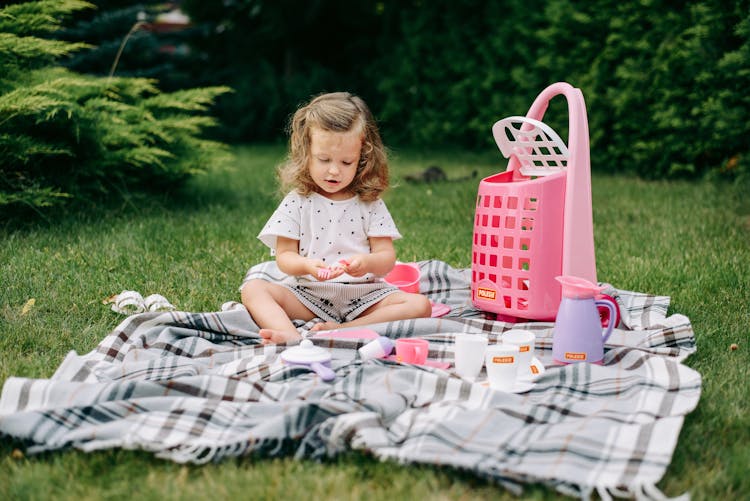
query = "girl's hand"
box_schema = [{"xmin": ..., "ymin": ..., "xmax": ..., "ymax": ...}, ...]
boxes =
[
  {"xmin": 343, "ymin": 256, "xmax": 368, "ymax": 277},
  {"xmin": 316, "ymin": 264, "xmax": 346, "ymax": 281},
  {"xmin": 314, "ymin": 259, "xmax": 350, "ymax": 281},
  {"xmin": 306, "ymin": 259, "xmax": 326, "ymax": 277}
]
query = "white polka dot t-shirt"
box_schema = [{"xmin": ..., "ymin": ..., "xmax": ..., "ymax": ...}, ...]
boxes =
[{"xmin": 258, "ymin": 191, "xmax": 402, "ymax": 282}]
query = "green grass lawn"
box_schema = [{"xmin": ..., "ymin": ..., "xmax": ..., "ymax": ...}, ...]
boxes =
[{"xmin": 1, "ymin": 144, "xmax": 748, "ymax": 499}]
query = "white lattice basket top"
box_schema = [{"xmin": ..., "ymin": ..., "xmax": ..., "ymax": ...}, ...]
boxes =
[{"xmin": 492, "ymin": 116, "xmax": 569, "ymax": 177}]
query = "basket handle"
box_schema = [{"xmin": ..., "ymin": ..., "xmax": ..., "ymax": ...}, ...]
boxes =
[
  {"xmin": 512, "ymin": 82, "xmax": 597, "ymax": 284},
  {"xmin": 506, "ymin": 82, "xmax": 589, "ymax": 176}
]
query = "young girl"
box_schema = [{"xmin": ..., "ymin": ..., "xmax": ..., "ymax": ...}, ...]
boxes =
[{"xmin": 241, "ymin": 92, "xmax": 432, "ymax": 344}]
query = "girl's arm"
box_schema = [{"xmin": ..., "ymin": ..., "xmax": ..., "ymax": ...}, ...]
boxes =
[
  {"xmin": 345, "ymin": 236, "xmax": 396, "ymax": 277},
  {"xmin": 275, "ymin": 236, "xmax": 326, "ymax": 277}
]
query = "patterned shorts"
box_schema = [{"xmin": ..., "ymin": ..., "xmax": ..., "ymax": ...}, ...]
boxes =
[
  {"xmin": 281, "ymin": 281, "xmax": 402, "ymax": 323},
  {"xmin": 239, "ymin": 263, "xmax": 401, "ymax": 323}
]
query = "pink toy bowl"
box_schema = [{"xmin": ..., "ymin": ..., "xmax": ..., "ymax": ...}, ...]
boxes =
[{"xmin": 384, "ymin": 262, "xmax": 420, "ymax": 293}]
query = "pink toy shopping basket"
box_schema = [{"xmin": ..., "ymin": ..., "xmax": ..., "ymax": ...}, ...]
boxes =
[{"xmin": 471, "ymin": 82, "xmax": 597, "ymax": 321}]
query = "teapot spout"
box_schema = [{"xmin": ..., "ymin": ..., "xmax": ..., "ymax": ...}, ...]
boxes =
[{"xmin": 556, "ymin": 275, "xmax": 604, "ymax": 299}]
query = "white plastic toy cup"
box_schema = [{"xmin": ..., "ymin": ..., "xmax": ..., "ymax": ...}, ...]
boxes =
[
  {"xmin": 359, "ymin": 336, "xmax": 395, "ymax": 360},
  {"xmin": 454, "ymin": 333, "xmax": 488, "ymax": 379},
  {"xmin": 485, "ymin": 344, "xmax": 520, "ymax": 391},
  {"xmin": 501, "ymin": 329, "xmax": 535, "ymax": 379}
]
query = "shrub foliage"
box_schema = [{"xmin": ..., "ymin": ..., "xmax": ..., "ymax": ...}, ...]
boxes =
[
  {"xmin": 182, "ymin": 0, "xmax": 749, "ymax": 181},
  {"xmin": 370, "ymin": 0, "xmax": 750, "ymax": 180},
  {"xmin": 0, "ymin": 0, "xmax": 232, "ymax": 213}
]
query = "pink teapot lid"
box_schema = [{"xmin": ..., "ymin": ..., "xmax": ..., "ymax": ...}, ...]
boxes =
[{"xmin": 555, "ymin": 275, "xmax": 605, "ymax": 299}]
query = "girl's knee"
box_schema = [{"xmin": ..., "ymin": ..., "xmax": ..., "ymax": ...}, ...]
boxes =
[
  {"xmin": 410, "ymin": 293, "xmax": 432, "ymax": 318},
  {"xmin": 240, "ymin": 279, "xmax": 269, "ymax": 302}
]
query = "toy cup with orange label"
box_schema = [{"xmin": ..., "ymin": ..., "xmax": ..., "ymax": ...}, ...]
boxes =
[
  {"xmin": 502, "ymin": 329, "xmax": 537, "ymax": 380},
  {"xmin": 484, "ymin": 344, "xmax": 520, "ymax": 391}
]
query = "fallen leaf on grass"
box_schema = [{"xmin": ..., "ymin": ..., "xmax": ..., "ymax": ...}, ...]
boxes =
[
  {"xmin": 102, "ymin": 294, "xmax": 118, "ymax": 305},
  {"xmin": 20, "ymin": 298, "xmax": 35, "ymax": 316}
]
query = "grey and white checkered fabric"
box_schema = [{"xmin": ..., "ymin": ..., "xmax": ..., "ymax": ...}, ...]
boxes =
[{"xmin": 0, "ymin": 260, "xmax": 700, "ymax": 499}]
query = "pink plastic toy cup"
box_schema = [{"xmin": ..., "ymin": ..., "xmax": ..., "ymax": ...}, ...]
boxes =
[
  {"xmin": 384, "ymin": 262, "xmax": 420, "ymax": 293},
  {"xmin": 395, "ymin": 338, "xmax": 429, "ymax": 364}
]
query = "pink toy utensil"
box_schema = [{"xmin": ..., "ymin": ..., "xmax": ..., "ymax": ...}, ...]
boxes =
[{"xmin": 552, "ymin": 276, "xmax": 617, "ymax": 365}]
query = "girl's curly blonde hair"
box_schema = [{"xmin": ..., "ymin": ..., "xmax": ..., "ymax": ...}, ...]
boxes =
[{"xmin": 278, "ymin": 92, "xmax": 389, "ymax": 202}]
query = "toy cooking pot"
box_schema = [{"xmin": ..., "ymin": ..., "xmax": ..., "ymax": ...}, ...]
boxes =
[{"xmin": 280, "ymin": 339, "xmax": 336, "ymax": 381}]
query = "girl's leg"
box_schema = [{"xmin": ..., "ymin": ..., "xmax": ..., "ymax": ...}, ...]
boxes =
[
  {"xmin": 311, "ymin": 292, "xmax": 432, "ymax": 331},
  {"xmin": 241, "ymin": 279, "xmax": 316, "ymax": 344}
]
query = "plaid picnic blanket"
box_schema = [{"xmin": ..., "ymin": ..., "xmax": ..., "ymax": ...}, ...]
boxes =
[{"xmin": 0, "ymin": 260, "xmax": 700, "ymax": 499}]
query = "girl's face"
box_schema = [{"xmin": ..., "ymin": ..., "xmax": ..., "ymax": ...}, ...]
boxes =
[{"xmin": 308, "ymin": 127, "xmax": 362, "ymax": 200}]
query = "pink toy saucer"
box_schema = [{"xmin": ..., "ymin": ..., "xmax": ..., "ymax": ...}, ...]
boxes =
[
  {"xmin": 310, "ymin": 328, "xmax": 379, "ymax": 340},
  {"xmin": 430, "ymin": 301, "xmax": 451, "ymax": 318}
]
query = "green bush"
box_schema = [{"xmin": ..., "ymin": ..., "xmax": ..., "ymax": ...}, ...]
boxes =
[
  {"xmin": 58, "ymin": 1, "xmax": 209, "ymax": 93},
  {"xmin": 573, "ymin": 1, "xmax": 750, "ymax": 180},
  {"xmin": 181, "ymin": 0, "xmax": 385, "ymax": 142},
  {"xmin": 0, "ymin": 0, "xmax": 233, "ymax": 215},
  {"xmin": 372, "ymin": 0, "xmax": 749, "ymax": 181},
  {"xmin": 180, "ymin": 0, "xmax": 748, "ymax": 181}
]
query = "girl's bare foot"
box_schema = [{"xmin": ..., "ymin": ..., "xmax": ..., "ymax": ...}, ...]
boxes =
[
  {"xmin": 259, "ymin": 328, "xmax": 302, "ymax": 345},
  {"xmin": 310, "ymin": 321, "xmax": 341, "ymax": 332}
]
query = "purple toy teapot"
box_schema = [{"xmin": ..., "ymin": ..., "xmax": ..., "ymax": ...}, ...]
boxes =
[{"xmin": 552, "ymin": 276, "xmax": 618, "ymax": 365}]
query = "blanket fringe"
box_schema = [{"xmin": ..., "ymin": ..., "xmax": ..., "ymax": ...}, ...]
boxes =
[
  {"xmin": 557, "ymin": 483, "xmax": 588, "ymax": 499},
  {"xmin": 158, "ymin": 442, "xmax": 250, "ymax": 464},
  {"xmin": 159, "ymin": 445, "xmax": 219, "ymax": 464},
  {"xmin": 595, "ymin": 483, "xmax": 690, "ymax": 501}
]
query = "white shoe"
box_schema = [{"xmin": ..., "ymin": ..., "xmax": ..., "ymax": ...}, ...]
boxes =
[
  {"xmin": 108, "ymin": 290, "xmax": 145, "ymax": 315},
  {"xmin": 144, "ymin": 294, "xmax": 175, "ymax": 312}
]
